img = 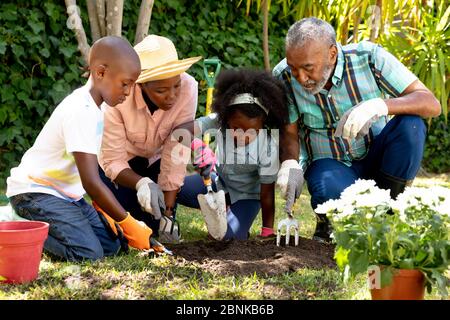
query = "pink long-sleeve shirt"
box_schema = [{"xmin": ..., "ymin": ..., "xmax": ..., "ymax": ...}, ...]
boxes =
[{"xmin": 99, "ymin": 72, "xmax": 197, "ymax": 191}]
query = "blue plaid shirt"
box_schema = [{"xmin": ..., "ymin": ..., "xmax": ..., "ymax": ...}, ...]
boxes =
[{"xmin": 273, "ymin": 41, "xmax": 417, "ymax": 170}]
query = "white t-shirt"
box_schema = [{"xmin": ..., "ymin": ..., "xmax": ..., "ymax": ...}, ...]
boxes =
[{"xmin": 6, "ymin": 81, "xmax": 105, "ymax": 201}]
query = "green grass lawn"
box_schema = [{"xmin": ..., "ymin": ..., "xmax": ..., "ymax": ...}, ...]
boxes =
[{"xmin": 1, "ymin": 173, "xmax": 449, "ymax": 300}]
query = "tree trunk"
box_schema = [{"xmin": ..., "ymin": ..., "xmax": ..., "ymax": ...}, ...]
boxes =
[
  {"xmin": 341, "ymin": 19, "xmax": 349, "ymax": 44},
  {"xmin": 65, "ymin": 0, "xmax": 90, "ymax": 65},
  {"xmin": 86, "ymin": 0, "xmax": 101, "ymax": 42},
  {"xmin": 370, "ymin": 0, "xmax": 382, "ymax": 42},
  {"xmin": 262, "ymin": 0, "xmax": 270, "ymax": 71},
  {"xmin": 352, "ymin": 6, "xmax": 361, "ymax": 43},
  {"xmin": 135, "ymin": 0, "xmax": 154, "ymax": 45},
  {"xmin": 96, "ymin": 0, "xmax": 106, "ymax": 37},
  {"xmin": 106, "ymin": 0, "xmax": 123, "ymax": 36}
]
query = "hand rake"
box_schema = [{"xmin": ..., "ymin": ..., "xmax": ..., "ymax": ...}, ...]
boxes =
[{"xmin": 276, "ymin": 210, "xmax": 299, "ymax": 246}]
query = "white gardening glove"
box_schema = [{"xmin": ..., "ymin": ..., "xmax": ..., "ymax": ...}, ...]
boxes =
[
  {"xmin": 334, "ymin": 98, "xmax": 388, "ymax": 140},
  {"xmin": 276, "ymin": 159, "xmax": 305, "ymax": 212},
  {"xmin": 135, "ymin": 177, "xmax": 165, "ymax": 220}
]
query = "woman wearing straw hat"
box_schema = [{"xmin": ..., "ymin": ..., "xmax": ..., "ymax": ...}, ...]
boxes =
[{"xmin": 98, "ymin": 35, "xmax": 201, "ymax": 243}]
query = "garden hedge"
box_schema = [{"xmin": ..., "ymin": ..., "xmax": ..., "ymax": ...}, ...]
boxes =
[{"xmin": 0, "ymin": 0, "xmax": 447, "ymax": 189}]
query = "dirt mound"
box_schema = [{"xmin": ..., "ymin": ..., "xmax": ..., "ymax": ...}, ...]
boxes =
[{"xmin": 170, "ymin": 237, "xmax": 336, "ymax": 276}]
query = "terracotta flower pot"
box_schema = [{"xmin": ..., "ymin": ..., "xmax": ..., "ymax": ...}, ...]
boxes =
[
  {"xmin": 370, "ymin": 268, "xmax": 425, "ymax": 300},
  {"xmin": 0, "ymin": 221, "xmax": 49, "ymax": 284}
]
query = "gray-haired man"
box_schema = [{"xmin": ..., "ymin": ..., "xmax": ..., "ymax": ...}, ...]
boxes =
[{"xmin": 274, "ymin": 17, "xmax": 441, "ymax": 242}]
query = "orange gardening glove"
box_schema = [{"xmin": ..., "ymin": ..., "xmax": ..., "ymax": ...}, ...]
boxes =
[
  {"xmin": 92, "ymin": 201, "xmax": 152, "ymax": 250},
  {"xmin": 118, "ymin": 213, "xmax": 153, "ymax": 250},
  {"xmin": 92, "ymin": 201, "xmax": 119, "ymax": 235}
]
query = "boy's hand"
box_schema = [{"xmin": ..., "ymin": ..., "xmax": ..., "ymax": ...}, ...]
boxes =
[
  {"xmin": 118, "ymin": 212, "xmax": 153, "ymax": 250},
  {"xmin": 93, "ymin": 202, "xmax": 152, "ymax": 250},
  {"xmin": 135, "ymin": 177, "xmax": 165, "ymax": 219},
  {"xmin": 191, "ymin": 138, "xmax": 216, "ymax": 177}
]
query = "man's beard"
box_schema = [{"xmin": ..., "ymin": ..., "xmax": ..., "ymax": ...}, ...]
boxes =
[{"xmin": 302, "ymin": 64, "xmax": 334, "ymax": 95}]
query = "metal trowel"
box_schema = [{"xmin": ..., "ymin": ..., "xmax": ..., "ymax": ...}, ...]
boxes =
[{"xmin": 197, "ymin": 175, "xmax": 227, "ymax": 240}]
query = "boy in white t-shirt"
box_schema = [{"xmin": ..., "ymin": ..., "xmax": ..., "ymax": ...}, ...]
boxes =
[{"xmin": 6, "ymin": 36, "xmax": 153, "ymax": 261}]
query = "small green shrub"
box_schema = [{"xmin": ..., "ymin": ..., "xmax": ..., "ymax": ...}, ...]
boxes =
[{"xmin": 423, "ymin": 116, "xmax": 450, "ymax": 173}]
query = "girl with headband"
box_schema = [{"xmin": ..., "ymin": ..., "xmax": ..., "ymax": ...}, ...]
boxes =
[{"xmin": 176, "ymin": 69, "xmax": 288, "ymax": 240}]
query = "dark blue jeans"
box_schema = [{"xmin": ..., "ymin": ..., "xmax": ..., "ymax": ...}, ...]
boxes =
[
  {"xmin": 9, "ymin": 193, "xmax": 121, "ymax": 262},
  {"xmin": 98, "ymin": 157, "xmax": 161, "ymax": 235},
  {"xmin": 177, "ymin": 173, "xmax": 261, "ymax": 240},
  {"xmin": 305, "ymin": 115, "xmax": 426, "ymax": 209}
]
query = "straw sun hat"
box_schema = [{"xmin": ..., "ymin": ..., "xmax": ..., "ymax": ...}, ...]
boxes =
[{"xmin": 134, "ymin": 35, "xmax": 202, "ymax": 83}]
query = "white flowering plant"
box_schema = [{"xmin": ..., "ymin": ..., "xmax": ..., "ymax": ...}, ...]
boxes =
[{"xmin": 316, "ymin": 179, "xmax": 450, "ymax": 297}]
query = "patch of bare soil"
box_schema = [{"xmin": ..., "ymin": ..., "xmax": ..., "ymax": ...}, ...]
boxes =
[{"xmin": 170, "ymin": 236, "xmax": 336, "ymax": 276}]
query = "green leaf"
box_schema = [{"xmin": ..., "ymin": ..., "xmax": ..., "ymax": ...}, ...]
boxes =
[
  {"xmin": 17, "ymin": 92, "xmax": 28, "ymax": 101},
  {"xmin": 423, "ymin": 245, "xmax": 435, "ymax": 266},
  {"xmin": 1, "ymin": 8, "xmax": 17, "ymax": 21},
  {"xmin": 28, "ymin": 20, "xmax": 45, "ymax": 34},
  {"xmin": 398, "ymin": 259, "xmax": 415, "ymax": 269},
  {"xmin": 36, "ymin": 102, "xmax": 46, "ymax": 117},
  {"xmin": 349, "ymin": 250, "xmax": 369, "ymax": 274},
  {"xmin": 436, "ymin": 5, "xmax": 450, "ymax": 32},
  {"xmin": 1, "ymin": 89, "xmax": 14, "ymax": 102},
  {"xmin": 334, "ymin": 230, "xmax": 351, "ymax": 248},
  {"xmin": 414, "ymin": 250, "xmax": 428, "ymax": 264},
  {"xmin": 40, "ymin": 47, "xmax": 50, "ymax": 58},
  {"xmin": 431, "ymin": 270, "xmax": 449, "ymax": 297},
  {"xmin": 413, "ymin": 51, "xmax": 428, "ymax": 75},
  {"xmin": 11, "ymin": 44, "xmax": 25, "ymax": 59},
  {"xmin": 380, "ymin": 267, "xmax": 394, "ymax": 288},
  {"xmin": 334, "ymin": 246, "xmax": 350, "ymax": 270},
  {"xmin": 0, "ymin": 108, "xmax": 7, "ymax": 124},
  {"xmin": 439, "ymin": 246, "xmax": 448, "ymax": 263},
  {"xmin": 26, "ymin": 34, "xmax": 43, "ymax": 45},
  {"xmin": 436, "ymin": 49, "xmax": 448, "ymax": 116},
  {"xmin": 59, "ymin": 46, "xmax": 77, "ymax": 58},
  {"xmin": 0, "ymin": 42, "xmax": 6, "ymax": 55},
  {"xmin": 44, "ymin": 2, "xmax": 59, "ymax": 21}
]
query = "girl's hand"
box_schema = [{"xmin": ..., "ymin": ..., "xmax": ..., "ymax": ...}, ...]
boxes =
[{"xmin": 191, "ymin": 138, "xmax": 217, "ymax": 177}]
